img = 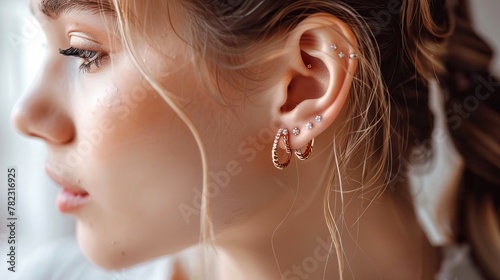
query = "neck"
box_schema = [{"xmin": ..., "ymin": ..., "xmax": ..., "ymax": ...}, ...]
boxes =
[{"xmin": 213, "ymin": 139, "xmax": 441, "ymax": 280}]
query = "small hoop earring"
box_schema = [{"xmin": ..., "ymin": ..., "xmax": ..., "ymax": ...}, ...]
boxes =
[
  {"xmin": 295, "ymin": 138, "xmax": 314, "ymax": 160},
  {"xmin": 272, "ymin": 128, "xmax": 292, "ymax": 170}
]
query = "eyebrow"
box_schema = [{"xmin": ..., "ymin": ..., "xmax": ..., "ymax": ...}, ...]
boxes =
[{"xmin": 38, "ymin": 0, "xmax": 116, "ymax": 18}]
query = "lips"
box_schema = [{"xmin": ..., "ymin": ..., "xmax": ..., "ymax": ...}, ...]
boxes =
[
  {"xmin": 45, "ymin": 166, "xmax": 91, "ymax": 213},
  {"xmin": 56, "ymin": 189, "xmax": 91, "ymax": 213}
]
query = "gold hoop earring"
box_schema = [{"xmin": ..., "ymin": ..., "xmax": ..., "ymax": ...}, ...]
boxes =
[
  {"xmin": 272, "ymin": 128, "xmax": 292, "ymax": 170},
  {"xmin": 294, "ymin": 138, "xmax": 314, "ymax": 160}
]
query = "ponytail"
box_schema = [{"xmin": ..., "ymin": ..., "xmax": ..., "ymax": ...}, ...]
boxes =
[
  {"xmin": 444, "ymin": 1, "xmax": 500, "ymax": 278},
  {"xmin": 397, "ymin": 0, "xmax": 500, "ymax": 278}
]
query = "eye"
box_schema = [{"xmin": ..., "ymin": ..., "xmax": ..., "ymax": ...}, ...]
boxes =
[{"xmin": 59, "ymin": 46, "xmax": 109, "ymax": 73}]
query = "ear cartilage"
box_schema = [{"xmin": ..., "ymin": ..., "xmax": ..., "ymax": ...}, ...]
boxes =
[
  {"xmin": 331, "ymin": 44, "xmax": 338, "ymax": 51},
  {"xmin": 292, "ymin": 127, "xmax": 300, "ymax": 136},
  {"xmin": 349, "ymin": 53, "xmax": 359, "ymax": 59},
  {"xmin": 307, "ymin": 64, "xmax": 312, "ymax": 69},
  {"xmin": 315, "ymin": 115, "xmax": 323, "ymax": 123}
]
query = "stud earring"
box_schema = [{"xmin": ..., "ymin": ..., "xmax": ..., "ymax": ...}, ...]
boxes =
[
  {"xmin": 349, "ymin": 53, "xmax": 358, "ymax": 59},
  {"xmin": 315, "ymin": 115, "xmax": 322, "ymax": 123},
  {"xmin": 338, "ymin": 52, "xmax": 345, "ymax": 59},
  {"xmin": 292, "ymin": 127, "xmax": 300, "ymax": 136},
  {"xmin": 331, "ymin": 44, "xmax": 338, "ymax": 51},
  {"xmin": 306, "ymin": 122, "xmax": 313, "ymax": 130},
  {"xmin": 272, "ymin": 128, "xmax": 292, "ymax": 170},
  {"xmin": 307, "ymin": 64, "xmax": 312, "ymax": 69}
]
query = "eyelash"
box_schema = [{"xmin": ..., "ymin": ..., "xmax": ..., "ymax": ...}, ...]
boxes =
[{"xmin": 58, "ymin": 47, "xmax": 108, "ymax": 73}]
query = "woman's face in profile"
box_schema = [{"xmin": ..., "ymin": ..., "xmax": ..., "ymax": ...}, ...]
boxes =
[
  {"xmin": 11, "ymin": 0, "xmax": 287, "ymax": 270},
  {"xmin": 10, "ymin": 0, "xmax": 210, "ymax": 269}
]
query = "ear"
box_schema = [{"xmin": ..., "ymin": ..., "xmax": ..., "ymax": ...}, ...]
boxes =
[{"xmin": 272, "ymin": 13, "xmax": 359, "ymax": 149}]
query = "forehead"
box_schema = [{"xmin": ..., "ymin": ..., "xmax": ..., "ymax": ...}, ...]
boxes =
[{"xmin": 32, "ymin": 0, "xmax": 115, "ymax": 18}]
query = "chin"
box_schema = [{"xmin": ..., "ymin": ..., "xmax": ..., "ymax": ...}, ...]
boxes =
[
  {"xmin": 77, "ymin": 237, "xmax": 141, "ymax": 270},
  {"xmin": 75, "ymin": 222, "xmax": 153, "ymax": 270}
]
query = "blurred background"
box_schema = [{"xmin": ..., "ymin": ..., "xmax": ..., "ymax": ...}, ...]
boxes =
[{"xmin": 0, "ymin": 0, "xmax": 499, "ymax": 279}]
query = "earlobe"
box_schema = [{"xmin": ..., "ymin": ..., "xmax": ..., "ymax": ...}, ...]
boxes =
[{"xmin": 273, "ymin": 13, "xmax": 359, "ymax": 151}]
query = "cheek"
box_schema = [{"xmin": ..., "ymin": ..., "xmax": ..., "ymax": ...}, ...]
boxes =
[{"xmin": 72, "ymin": 71, "xmax": 204, "ymax": 268}]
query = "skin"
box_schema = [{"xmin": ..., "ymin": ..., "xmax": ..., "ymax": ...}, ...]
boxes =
[{"xmin": 11, "ymin": 0, "xmax": 440, "ymax": 279}]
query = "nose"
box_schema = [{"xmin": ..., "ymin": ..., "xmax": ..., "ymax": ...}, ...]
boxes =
[{"xmin": 11, "ymin": 62, "xmax": 75, "ymax": 145}]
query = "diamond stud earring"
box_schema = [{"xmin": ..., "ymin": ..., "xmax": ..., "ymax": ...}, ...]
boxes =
[
  {"xmin": 292, "ymin": 127, "xmax": 300, "ymax": 136},
  {"xmin": 315, "ymin": 115, "xmax": 322, "ymax": 123}
]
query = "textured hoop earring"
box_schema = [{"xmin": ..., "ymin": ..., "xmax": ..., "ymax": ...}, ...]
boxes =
[
  {"xmin": 272, "ymin": 129, "xmax": 292, "ymax": 170},
  {"xmin": 294, "ymin": 138, "xmax": 314, "ymax": 160}
]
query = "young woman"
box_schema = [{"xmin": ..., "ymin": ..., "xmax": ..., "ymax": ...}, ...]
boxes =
[{"xmin": 11, "ymin": 0, "xmax": 499, "ymax": 279}]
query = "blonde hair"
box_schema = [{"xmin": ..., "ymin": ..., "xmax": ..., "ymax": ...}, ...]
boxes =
[{"xmin": 108, "ymin": 0, "xmax": 500, "ymax": 278}]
